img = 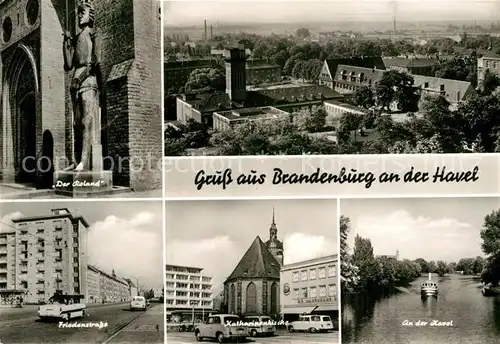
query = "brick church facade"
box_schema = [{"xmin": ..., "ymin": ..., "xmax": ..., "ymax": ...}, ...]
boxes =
[
  {"xmin": 0, "ymin": 0, "xmax": 161, "ymax": 191},
  {"xmin": 223, "ymin": 213, "xmax": 284, "ymax": 316}
]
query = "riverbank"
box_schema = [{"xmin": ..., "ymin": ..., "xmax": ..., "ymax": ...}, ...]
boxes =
[{"xmin": 342, "ymin": 274, "xmax": 496, "ymax": 344}]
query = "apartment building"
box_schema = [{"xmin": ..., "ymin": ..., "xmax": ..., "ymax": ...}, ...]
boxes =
[
  {"xmin": 87, "ymin": 265, "xmax": 131, "ymax": 303},
  {"xmin": 0, "ymin": 209, "xmax": 89, "ymax": 304},
  {"xmin": 165, "ymin": 264, "xmax": 213, "ymax": 321},
  {"xmin": 281, "ymin": 255, "xmax": 339, "ymax": 321}
]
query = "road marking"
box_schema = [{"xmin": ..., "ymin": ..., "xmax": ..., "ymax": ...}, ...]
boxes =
[{"xmin": 99, "ymin": 314, "xmax": 144, "ymax": 344}]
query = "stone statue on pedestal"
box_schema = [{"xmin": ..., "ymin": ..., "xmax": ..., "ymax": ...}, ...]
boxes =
[{"xmin": 62, "ymin": 0, "xmax": 102, "ymax": 172}]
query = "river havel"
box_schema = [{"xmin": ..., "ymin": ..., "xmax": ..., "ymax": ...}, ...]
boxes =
[{"xmin": 55, "ymin": 180, "xmax": 105, "ymax": 188}]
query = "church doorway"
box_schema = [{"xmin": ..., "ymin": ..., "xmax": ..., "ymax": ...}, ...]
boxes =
[
  {"xmin": 18, "ymin": 92, "xmax": 37, "ymax": 183},
  {"xmin": 1, "ymin": 44, "xmax": 40, "ymax": 185}
]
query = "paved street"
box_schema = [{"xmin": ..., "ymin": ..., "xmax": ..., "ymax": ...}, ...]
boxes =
[
  {"xmin": 0, "ymin": 303, "xmax": 164, "ymax": 344},
  {"xmin": 166, "ymin": 329, "xmax": 339, "ymax": 344}
]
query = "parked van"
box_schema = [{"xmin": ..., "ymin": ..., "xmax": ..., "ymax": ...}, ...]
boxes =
[{"xmin": 287, "ymin": 314, "xmax": 334, "ymax": 333}]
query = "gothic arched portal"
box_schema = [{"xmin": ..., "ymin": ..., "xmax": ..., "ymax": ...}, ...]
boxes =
[{"xmin": 1, "ymin": 44, "xmax": 39, "ymax": 184}]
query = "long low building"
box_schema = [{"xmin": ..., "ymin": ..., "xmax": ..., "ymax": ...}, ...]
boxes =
[
  {"xmin": 213, "ymin": 106, "xmax": 291, "ymax": 131},
  {"xmin": 87, "ymin": 265, "xmax": 136, "ymax": 303},
  {"xmin": 324, "ymin": 100, "xmax": 370, "ymax": 124},
  {"xmin": 280, "ymin": 255, "xmax": 338, "ymax": 322}
]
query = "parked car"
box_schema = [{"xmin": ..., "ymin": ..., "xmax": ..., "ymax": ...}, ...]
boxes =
[
  {"xmin": 194, "ymin": 314, "xmax": 247, "ymax": 343},
  {"xmin": 287, "ymin": 314, "xmax": 334, "ymax": 333},
  {"xmin": 243, "ymin": 315, "xmax": 275, "ymax": 337},
  {"xmin": 38, "ymin": 294, "xmax": 86, "ymax": 322},
  {"xmin": 179, "ymin": 322, "xmax": 196, "ymax": 332},
  {"xmin": 130, "ymin": 296, "xmax": 147, "ymax": 311}
]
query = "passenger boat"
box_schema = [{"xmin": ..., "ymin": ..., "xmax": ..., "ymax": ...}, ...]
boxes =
[
  {"xmin": 421, "ymin": 273, "xmax": 438, "ymax": 297},
  {"xmin": 482, "ymin": 283, "xmax": 500, "ymax": 297},
  {"xmin": 38, "ymin": 294, "xmax": 86, "ymax": 321}
]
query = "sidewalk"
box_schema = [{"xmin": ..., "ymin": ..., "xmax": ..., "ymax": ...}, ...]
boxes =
[{"xmin": 103, "ymin": 304, "xmax": 164, "ymax": 344}]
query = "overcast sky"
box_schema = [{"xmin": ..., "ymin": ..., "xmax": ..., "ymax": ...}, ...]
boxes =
[
  {"xmin": 163, "ymin": 0, "xmax": 498, "ymax": 26},
  {"xmin": 341, "ymin": 197, "xmax": 500, "ymax": 263},
  {"xmin": 166, "ymin": 199, "xmax": 338, "ymax": 293},
  {"xmin": 0, "ymin": 201, "xmax": 163, "ymax": 289}
]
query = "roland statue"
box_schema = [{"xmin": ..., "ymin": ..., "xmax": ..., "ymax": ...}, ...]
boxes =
[{"xmin": 62, "ymin": 0, "xmax": 103, "ymax": 172}]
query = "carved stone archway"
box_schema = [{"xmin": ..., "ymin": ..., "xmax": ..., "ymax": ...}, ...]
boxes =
[{"xmin": 1, "ymin": 44, "xmax": 40, "ymax": 183}]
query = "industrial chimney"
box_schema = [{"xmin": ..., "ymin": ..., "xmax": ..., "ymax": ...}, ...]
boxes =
[
  {"xmin": 204, "ymin": 20, "xmax": 207, "ymax": 41},
  {"xmin": 210, "ymin": 25, "xmax": 213, "ymax": 40}
]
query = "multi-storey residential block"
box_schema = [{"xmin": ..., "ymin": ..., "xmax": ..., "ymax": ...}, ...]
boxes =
[
  {"xmin": 0, "ymin": 208, "xmax": 89, "ymax": 304},
  {"xmin": 87, "ymin": 265, "xmax": 131, "ymax": 303},
  {"xmin": 165, "ymin": 264, "xmax": 213, "ymax": 321}
]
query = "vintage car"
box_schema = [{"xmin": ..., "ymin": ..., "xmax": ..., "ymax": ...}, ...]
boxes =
[
  {"xmin": 243, "ymin": 315, "xmax": 276, "ymax": 337},
  {"xmin": 194, "ymin": 314, "xmax": 247, "ymax": 343},
  {"xmin": 38, "ymin": 294, "xmax": 86, "ymax": 321},
  {"xmin": 287, "ymin": 314, "xmax": 334, "ymax": 333},
  {"xmin": 130, "ymin": 296, "xmax": 147, "ymax": 311}
]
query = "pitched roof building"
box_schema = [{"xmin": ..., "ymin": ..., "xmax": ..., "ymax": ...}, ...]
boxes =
[
  {"xmin": 319, "ymin": 57, "xmax": 386, "ymax": 89},
  {"xmin": 412, "ymin": 75, "xmax": 476, "ymax": 109},
  {"xmin": 383, "ymin": 57, "xmax": 438, "ymax": 76},
  {"xmin": 223, "ymin": 211, "xmax": 284, "ymax": 316}
]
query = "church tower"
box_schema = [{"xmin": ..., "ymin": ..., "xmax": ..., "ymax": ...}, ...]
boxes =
[{"xmin": 265, "ymin": 207, "xmax": 284, "ymax": 266}]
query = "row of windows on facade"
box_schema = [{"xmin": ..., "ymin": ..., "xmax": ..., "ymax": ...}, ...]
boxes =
[
  {"xmin": 19, "ymin": 277, "xmax": 80, "ymax": 289},
  {"xmin": 166, "ymin": 273, "xmax": 212, "ymax": 282},
  {"xmin": 293, "ymin": 285, "xmax": 337, "ymax": 300},
  {"xmin": 336, "ymin": 76, "xmax": 446, "ymax": 93},
  {"xmin": 166, "ymin": 299, "xmax": 213, "ymax": 306},
  {"xmin": 292, "ymin": 265, "xmax": 336, "ymax": 282},
  {"xmin": 165, "ymin": 281, "xmax": 211, "ymax": 290},
  {"xmin": 324, "ymin": 104, "xmax": 365, "ymax": 116},
  {"xmin": 485, "ymin": 60, "xmax": 500, "ymax": 69},
  {"xmin": 166, "ymin": 290, "xmax": 211, "ymax": 298},
  {"xmin": 18, "ymin": 252, "xmax": 79, "ymax": 263}
]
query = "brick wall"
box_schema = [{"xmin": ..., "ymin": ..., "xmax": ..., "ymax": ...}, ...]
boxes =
[
  {"xmin": 0, "ymin": 0, "xmax": 161, "ymax": 190},
  {"xmin": 41, "ymin": 0, "xmax": 66, "ymax": 170},
  {"xmin": 98, "ymin": 0, "xmax": 161, "ymax": 190},
  {"xmin": 127, "ymin": 0, "xmax": 161, "ymax": 191},
  {"xmin": 105, "ymin": 79, "xmax": 130, "ymax": 186},
  {"xmin": 226, "ymin": 278, "xmax": 280, "ymax": 315}
]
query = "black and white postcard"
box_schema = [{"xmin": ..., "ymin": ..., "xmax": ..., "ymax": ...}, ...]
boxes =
[
  {"xmin": 0, "ymin": 0, "xmax": 162, "ymax": 199},
  {"xmin": 164, "ymin": 0, "xmax": 500, "ymax": 157},
  {"xmin": 0, "ymin": 201, "xmax": 164, "ymax": 344},
  {"xmin": 165, "ymin": 199, "xmax": 339, "ymax": 344},
  {"xmin": 341, "ymin": 197, "xmax": 500, "ymax": 344}
]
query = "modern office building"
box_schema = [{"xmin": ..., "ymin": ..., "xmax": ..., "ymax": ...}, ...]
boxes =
[
  {"xmin": 0, "ymin": 208, "xmax": 89, "ymax": 304},
  {"xmin": 165, "ymin": 264, "xmax": 213, "ymax": 322},
  {"xmin": 280, "ymin": 254, "xmax": 338, "ymax": 322}
]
